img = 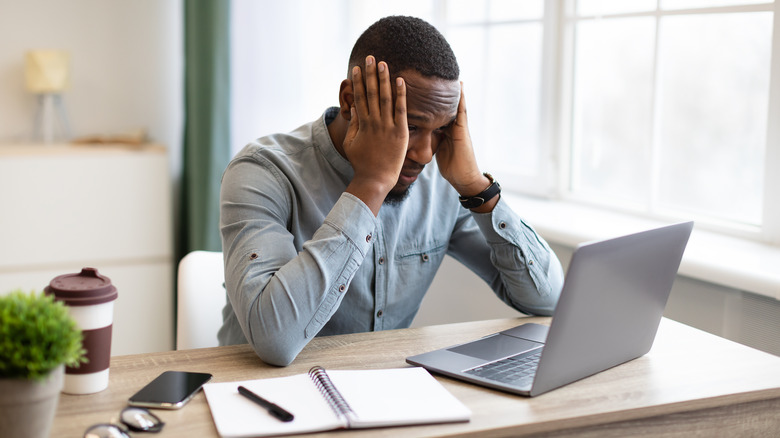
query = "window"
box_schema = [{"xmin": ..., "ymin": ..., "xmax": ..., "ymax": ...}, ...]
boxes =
[{"xmin": 564, "ymin": 0, "xmax": 778, "ymax": 241}]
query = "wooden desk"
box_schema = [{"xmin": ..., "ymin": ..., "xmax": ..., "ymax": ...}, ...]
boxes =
[{"xmin": 52, "ymin": 317, "xmax": 780, "ymax": 437}]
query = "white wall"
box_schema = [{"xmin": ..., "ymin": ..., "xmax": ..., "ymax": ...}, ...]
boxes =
[{"xmin": 0, "ymin": 0, "xmax": 183, "ymax": 173}]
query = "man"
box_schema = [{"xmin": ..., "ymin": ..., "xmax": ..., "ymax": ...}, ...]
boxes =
[{"xmin": 219, "ymin": 16, "xmax": 563, "ymax": 366}]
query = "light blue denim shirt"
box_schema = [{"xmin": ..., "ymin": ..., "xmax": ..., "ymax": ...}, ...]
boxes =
[{"xmin": 218, "ymin": 107, "xmax": 564, "ymax": 366}]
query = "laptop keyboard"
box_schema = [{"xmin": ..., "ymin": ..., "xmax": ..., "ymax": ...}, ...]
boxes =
[{"xmin": 464, "ymin": 349, "xmax": 542, "ymax": 386}]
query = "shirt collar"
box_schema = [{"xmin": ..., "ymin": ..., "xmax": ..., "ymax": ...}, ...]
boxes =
[{"xmin": 314, "ymin": 107, "xmax": 353, "ymax": 179}]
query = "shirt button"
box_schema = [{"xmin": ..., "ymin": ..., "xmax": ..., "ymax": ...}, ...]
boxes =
[
  {"xmin": 366, "ymin": 234, "xmax": 372, "ymax": 243},
  {"xmin": 338, "ymin": 284, "xmax": 346, "ymax": 292},
  {"xmin": 529, "ymin": 260, "xmax": 534, "ymax": 265},
  {"xmin": 421, "ymin": 253, "xmax": 429, "ymax": 262},
  {"xmin": 378, "ymin": 257, "xmax": 385, "ymax": 265},
  {"xmin": 376, "ymin": 310, "xmax": 383, "ymax": 317},
  {"xmin": 499, "ymin": 222, "xmax": 508, "ymax": 229}
]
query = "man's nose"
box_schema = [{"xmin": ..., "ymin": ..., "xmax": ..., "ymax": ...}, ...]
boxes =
[{"xmin": 406, "ymin": 134, "xmax": 435, "ymax": 165}]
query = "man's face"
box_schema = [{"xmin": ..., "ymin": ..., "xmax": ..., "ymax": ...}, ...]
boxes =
[{"xmin": 385, "ymin": 70, "xmax": 460, "ymax": 205}]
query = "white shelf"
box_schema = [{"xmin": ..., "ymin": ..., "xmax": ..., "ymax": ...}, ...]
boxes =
[{"xmin": 0, "ymin": 143, "xmax": 174, "ymax": 355}]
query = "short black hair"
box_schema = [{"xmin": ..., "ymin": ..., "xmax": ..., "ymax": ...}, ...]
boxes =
[{"xmin": 348, "ymin": 16, "xmax": 459, "ymax": 81}]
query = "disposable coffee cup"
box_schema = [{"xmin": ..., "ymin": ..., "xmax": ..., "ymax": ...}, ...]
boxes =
[{"xmin": 45, "ymin": 267, "xmax": 118, "ymax": 394}]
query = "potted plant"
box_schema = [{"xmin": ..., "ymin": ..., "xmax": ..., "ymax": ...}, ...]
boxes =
[{"xmin": 0, "ymin": 289, "xmax": 86, "ymax": 438}]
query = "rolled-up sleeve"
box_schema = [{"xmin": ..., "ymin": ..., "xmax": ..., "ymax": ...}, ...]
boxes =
[{"xmin": 451, "ymin": 197, "xmax": 564, "ymax": 316}]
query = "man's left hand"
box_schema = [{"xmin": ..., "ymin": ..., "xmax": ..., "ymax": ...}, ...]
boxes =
[{"xmin": 436, "ymin": 83, "xmax": 497, "ymax": 212}]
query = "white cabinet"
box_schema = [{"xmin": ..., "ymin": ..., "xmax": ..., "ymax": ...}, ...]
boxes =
[{"xmin": 0, "ymin": 143, "xmax": 174, "ymax": 355}]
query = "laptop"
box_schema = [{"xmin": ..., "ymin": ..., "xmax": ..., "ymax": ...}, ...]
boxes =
[{"xmin": 406, "ymin": 221, "xmax": 693, "ymax": 397}]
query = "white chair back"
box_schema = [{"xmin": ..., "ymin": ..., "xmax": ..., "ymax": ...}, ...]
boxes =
[{"xmin": 176, "ymin": 250, "xmax": 226, "ymax": 349}]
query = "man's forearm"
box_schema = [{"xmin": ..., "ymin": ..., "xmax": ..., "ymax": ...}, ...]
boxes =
[
  {"xmin": 452, "ymin": 198, "xmax": 564, "ymax": 315},
  {"xmin": 223, "ymin": 193, "xmax": 377, "ymax": 366}
]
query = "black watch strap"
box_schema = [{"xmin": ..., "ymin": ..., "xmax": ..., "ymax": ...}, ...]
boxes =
[{"xmin": 459, "ymin": 173, "xmax": 501, "ymax": 209}]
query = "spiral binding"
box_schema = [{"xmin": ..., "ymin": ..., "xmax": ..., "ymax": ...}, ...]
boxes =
[{"xmin": 309, "ymin": 366, "xmax": 354, "ymax": 421}]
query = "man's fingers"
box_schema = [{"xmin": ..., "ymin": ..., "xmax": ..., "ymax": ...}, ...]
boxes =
[
  {"xmin": 394, "ymin": 77, "xmax": 407, "ymax": 129},
  {"xmin": 346, "ymin": 105, "xmax": 359, "ymax": 139},
  {"xmin": 377, "ymin": 61, "xmax": 393, "ymax": 120},
  {"xmin": 352, "ymin": 66, "xmax": 368, "ymax": 117},
  {"xmin": 352, "ymin": 66, "xmax": 367, "ymax": 116},
  {"xmin": 364, "ymin": 56, "xmax": 380, "ymax": 116},
  {"xmin": 353, "ymin": 56, "xmax": 406, "ymax": 137},
  {"xmin": 456, "ymin": 81, "xmax": 468, "ymax": 126}
]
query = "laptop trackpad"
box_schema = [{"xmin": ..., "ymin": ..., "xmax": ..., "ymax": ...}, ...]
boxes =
[{"xmin": 448, "ymin": 334, "xmax": 543, "ymax": 362}]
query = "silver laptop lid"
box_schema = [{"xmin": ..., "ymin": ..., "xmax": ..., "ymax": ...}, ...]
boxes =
[{"xmin": 529, "ymin": 221, "xmax": 693, "ymax": 396}]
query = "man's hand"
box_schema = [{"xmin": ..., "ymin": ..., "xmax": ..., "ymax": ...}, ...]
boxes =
[
  {"xmin": 342, "ymin": 56, "xmax": 408, "ymax": 216},
  {"xmin": 436, "ymin": 83, "xmax": 496, "ymax": 211}
]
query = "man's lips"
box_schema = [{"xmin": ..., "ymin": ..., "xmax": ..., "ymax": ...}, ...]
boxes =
[{"xmin": 398, "ymin": 167, "xmax": 423, "ymax": 185}]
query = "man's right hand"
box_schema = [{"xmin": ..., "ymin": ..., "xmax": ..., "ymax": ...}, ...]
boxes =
[{"xmin": 342, "ymin": 55, "xmax": 408, "ymax": 216}]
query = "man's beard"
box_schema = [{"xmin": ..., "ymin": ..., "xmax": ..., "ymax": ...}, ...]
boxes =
[{"xmin": 383, "ymin": 184, "xmax": 413, "ymax": 206}]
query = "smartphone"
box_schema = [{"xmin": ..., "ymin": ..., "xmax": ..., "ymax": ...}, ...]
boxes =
[{"xmin": 128, "ymin": 371, "xmax": 213, "ymax": 409}]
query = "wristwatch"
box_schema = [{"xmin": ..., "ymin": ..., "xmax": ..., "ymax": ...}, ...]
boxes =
[{"xmin": 459, "ymin": 173, "xmax": 501, "ymax": 209}]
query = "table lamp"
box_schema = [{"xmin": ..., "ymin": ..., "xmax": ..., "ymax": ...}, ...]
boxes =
[{"xmin": 25, "ymin": 50, "xmax": 72, "ymax": 144}]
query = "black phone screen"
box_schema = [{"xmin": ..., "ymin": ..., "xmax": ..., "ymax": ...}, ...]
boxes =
[{"xmin": 128, "ymin": 371, "xmax": 213, "ymax": 409}]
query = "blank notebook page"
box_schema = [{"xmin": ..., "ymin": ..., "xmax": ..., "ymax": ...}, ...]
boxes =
[{"xmin": 326, "ymin": 367, "xmax": 471, "ymax": 427}]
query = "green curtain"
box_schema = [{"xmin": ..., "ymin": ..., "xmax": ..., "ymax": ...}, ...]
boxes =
[{"xmin": 180, "ymin": 0, "xmax": 231, "ymax": 258}]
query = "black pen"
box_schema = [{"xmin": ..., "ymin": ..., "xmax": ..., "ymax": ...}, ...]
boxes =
[{"xmin": 237, "ymin": 385, "xmax": 295, "ymax": 422}]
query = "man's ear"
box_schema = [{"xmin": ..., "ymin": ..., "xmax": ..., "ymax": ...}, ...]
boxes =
[{"xmin": 338, "ymin": 79, "xmax": 354, "ymax": 121}]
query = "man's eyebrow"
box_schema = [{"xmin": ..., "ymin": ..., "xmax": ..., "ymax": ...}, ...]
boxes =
[{"xmin": 406, "ymin": 113, "xmax": 432, "ymax": 122}]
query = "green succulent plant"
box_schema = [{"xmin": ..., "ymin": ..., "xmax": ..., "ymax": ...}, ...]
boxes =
[{"xmin": 0, "ymin": 290, "xmax": 87, "ymax": 381}]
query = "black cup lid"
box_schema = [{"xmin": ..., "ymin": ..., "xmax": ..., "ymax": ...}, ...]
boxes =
[{"xmin": 44, "ymin": 267, "xmax": 118, "ymax": 306}]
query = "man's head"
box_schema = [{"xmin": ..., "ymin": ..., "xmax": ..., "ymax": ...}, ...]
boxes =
[
  {"xmin": 347, "ymin": 16, "xmax": 459, "ymax": 83},
  {"xmin": 338, "ymin": 16, "xmax": 462, "ymax": 205}
]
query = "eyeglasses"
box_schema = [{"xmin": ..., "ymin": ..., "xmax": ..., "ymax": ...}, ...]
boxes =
[{"xmin": 83, "ymin": 407, "xmax": 164, "ymax": 437}]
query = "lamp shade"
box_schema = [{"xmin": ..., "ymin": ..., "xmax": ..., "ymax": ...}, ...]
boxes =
[{"xmin": 25, "ymin": 50, "xmax": 70, "ymax": 93}]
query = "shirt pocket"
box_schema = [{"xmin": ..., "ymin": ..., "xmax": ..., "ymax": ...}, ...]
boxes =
[{"xmin": 395, "ymin": 240, "xmax": 447, "ymax": 266}]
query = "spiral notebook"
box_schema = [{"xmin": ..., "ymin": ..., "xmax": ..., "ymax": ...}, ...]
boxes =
[{"xmin": 203, "ymin": 366, "xmax": 471, "ymax": 437}]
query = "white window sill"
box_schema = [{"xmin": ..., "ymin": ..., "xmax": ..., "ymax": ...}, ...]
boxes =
[{"xmin": 503, "ymin": 193, "xmax": 780, "ymax": 301}]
